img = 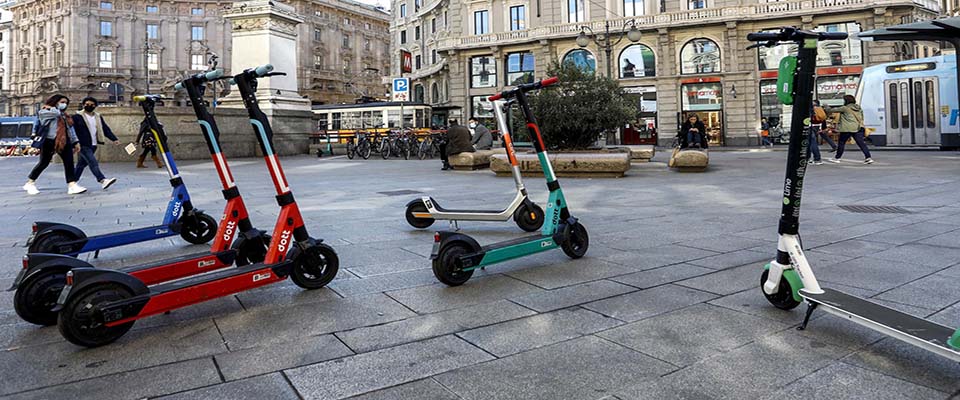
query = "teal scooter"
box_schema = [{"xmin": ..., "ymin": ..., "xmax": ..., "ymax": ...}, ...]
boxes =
[{"xmin": 430, "ymin": 77, "xmax": 589, "ymax": 286}]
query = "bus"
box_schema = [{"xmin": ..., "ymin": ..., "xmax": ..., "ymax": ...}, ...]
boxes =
[
  {"xmin": 856, "ymin": 55, "xmax": 958, "ymax": 148},
  {"xmin": 312, "ymin": 102, "xmax": 434, "ymax": 143}
]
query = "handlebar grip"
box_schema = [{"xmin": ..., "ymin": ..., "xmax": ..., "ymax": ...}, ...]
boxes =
[
  {"xmin": 133, "ymin": 95, "xmax": 147, "ymax": 102},
  {"xmin": 488, "ymin": 93, "xmax": 502, "ymax": 101},
  {"xmin": 539, "ymin": 77, "xmax": 559, "ymax": 88},
  {"xmin": 174, "ymin": 83, "xmax": 183, "ymax": 91},
  {"xmin": 205, "ymin": 69, "xmax": 224, "ymax": 80},
  {"xmin": 253, "ymin": 64, "xmax": 274, "ymax": 77},
  {"xmin": 819, "ymin": 32, "xmax": 848, "ymax": 40},
  {"xmin": 227, "ymin": 78, "xmax": 236, "ymax": 86},
  {"xmin": 746, "ymin": 32, "xmax": 782, "ymax": 41}
]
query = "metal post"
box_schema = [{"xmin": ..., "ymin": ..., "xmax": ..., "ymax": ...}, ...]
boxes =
[
  {"xmin": 208, "ymin": 53, "xmax": 219, "ymax": 112},
  {"xmin": 604, "ymin": 21, "xmax": 612, "ymax": 78},
  {"xmin": 144, "ymin": 38, "xmax": 150, "ymax": 95}
]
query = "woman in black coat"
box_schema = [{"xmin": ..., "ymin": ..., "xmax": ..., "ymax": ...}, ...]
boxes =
[{"xmin": 679, "ymin": 114, "xmax": 708, "ymax": 149}]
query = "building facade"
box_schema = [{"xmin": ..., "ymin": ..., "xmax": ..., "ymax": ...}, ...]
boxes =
[
  {"xmin": 3, "ymin": 0, "xmax": 390, "ymax": 116},
  {"xmin": 392, "ymin": 0, "xmax": 943, "ymax": 146},
  {"xmin": 0, "ymin": 9, "xmax": 12, "ymax": 115}
]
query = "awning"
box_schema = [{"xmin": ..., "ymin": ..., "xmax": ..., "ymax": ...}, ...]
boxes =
[{"xmin": 856, "ymin": 17, "xmax": 960, "ymax": 42}]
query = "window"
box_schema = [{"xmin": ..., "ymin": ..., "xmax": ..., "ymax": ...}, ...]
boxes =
[
  {"xmin": 21, "ymin": 57, "xmax": 28, "ymax": 72},
  {"xmin": 100, "ymin": 1, "xmax": 112, "ymax": 9},
  {"xmin": 400, "ymin": 3, "xmax": 406, "ymax": 17},
  {"xmin": 472, "ymin": 96, "xmax": 493, "ymax": 118},
  {"xmin": 365, "ymin": 22, "xmax": 370, "ymax": 29},
  {"xmin": 191, "ymin": 54, "xmax": 206, "ymax": 70},
  {"xmin": 506, "ymin": 52, "xmax": 534, "ymax": 85},
  {"xmin": 415, "ymin": 26, "xmax": 421, "ymax": 40},
  {"xmin": 0, "ymin": 51, "xmax": 3, "ymax": 63},
  {"xmin": 314, "ymin": 54, "xmax": 323, "ymax": 69},
  {"xmin": 688, "ymin": 0, "xmax": 706, "ymax": 9},
  {"xmin": 473, "ymin": 10, "xmax": 489, "ymax": 35},
  {"xmin": 624, "ymin": 0, "xmax": 643, "ymax": 16},
  {"xmin": 100, "ymin": 21, "xmax": 112, "ymax": 36},
  {"xmin": 567, "ymin": 0, "xmax": 584, "ymax": 23},
  {"xmin": 400, "ymin": 30, "xmax": 407, "ymax": 44},
  {"xmin": 813, "ymin": 22, "xmax": 863, "ymax": 66},
  {"xmin": 415, "ymin": 0, "xmax": 421, "ymax": 11},
  {"xmin": 147, "ymin": 53, "xmax": 159, "ymax": 70},
  {"xmin": 191, "ymin": 26, "xmax": 204, "ymax": 41},
  {"xmin": 364, "ymin": 39, "xmax": 371, "ymax": 51},
  {"xmin": 146, "ymin": 5, "xmax": 158, "ymax": 13},
  {"xmin": 56, "ymin": 21, "xmax": 62, "ymax": 36},
  {"xmin": 344, "ymin": 17, "xmax": 351, "ymax": 25},
  {"xmin": 342, "ymin": 34, "xmax": 350, "ymax": 48},
  {"xmin": 509, "ymin": 6, "xmax": 525, "ymax": 31},
  {"xmin": 470, "ymin": 56, "xmax": 496, "ymax": 88},
  {"xmin": 54, "ymin": 50, "xmax": 62, "ymax": 66},
  {"xmin": 431, "ymin": 49, "xmax": 437, "ymax": 64},
  {"xmin": 415, "ymin": 55, "xmax": 421, "ymax": 69},
  {"xmin": 619, "ymin": 44, "xmax": 656, "ymax": 78},
  {"xmin": 431, "ymin": 82, "xmax": 440, "ymax": 103},
  {"xmin": 98, "ymin": 50, "xmax": 113, "ymax": 68},
  {"xmin": 680, "ymin": 38, "xmax": 721, "ymax": 74},
  {"xmin": 146, "ymin": 24, "xmax": 159, "ymax": 39},
  {"xmin": 38, "ymin": 24, "xmax": 44, "ymax": 41},
  {"xmin": 314, "ymin": 28, "xmax": 322, "ymax": 41},
  {"xmin": 562, "ymin": 49, "xmax": 596, "ymax": 75},
  {"xmin": 431, "ymin": 18, "xmax": 436, "ymax": 33},
  {"xmin": 191, "ymin": 7, "xmax": 203, "ymax": 15}
]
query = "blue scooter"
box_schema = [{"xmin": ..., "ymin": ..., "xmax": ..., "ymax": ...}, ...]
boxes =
[{"xmin": 26, "ymin": 103, "xmax": 218, "ymax": 256}]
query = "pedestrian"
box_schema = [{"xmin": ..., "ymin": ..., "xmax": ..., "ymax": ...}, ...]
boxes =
[
  {"xmin": 824, "ymin": 95, "xmax": 873, "ymax": 164},
  {"xmin": 22, "ymin": 94, "xmax": 87, "ymax": 195},
  {"xmin": 760, "ymin": 117, "xmax": 772, "ymax": 147},
  {"xmin": 468, "ymin": 118, "xmax": 492, "ymax": 150},
  {"xmin": 72, "ymin": 97, "xmax": 119, "ymax": 189},
  {"xmin": 437, "ymin": 119, "xmax": 474, "ymax": 171},
  {"xmin": 136, "ymin": 117, "xmax": 164, "ymax": 168},
  {"xmin": 812, "ymin": 100, "xmax": 838, "ymax": 153},
  {"xmin": 680, "ymin": 114, "xmax": 706, "ymax": 149}
]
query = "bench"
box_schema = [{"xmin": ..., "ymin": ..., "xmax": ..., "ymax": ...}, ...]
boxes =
[
  {"xmin": 490, "ymin": 152, "xmax": 631, "ymax": 178},
  {"xmin": 668, "ymin": 148, "xmax": 709, "ymax": 172},
  {"xmin": 448, "ymin": 148, "xmax": 505, "ymax": 170}
]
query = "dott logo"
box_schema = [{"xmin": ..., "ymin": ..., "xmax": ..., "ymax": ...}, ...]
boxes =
[
  {"xmin": 223, "ymin": 220, "xmax": 237, "ymax": 242},
  {"xmin": 253, "ymin": 272, "xmax": 272, "ymax": 282},
  {"xmin": 277, "ymin": 230, "xmax": 292, "ymax": 253},
  {"xmin": 171, "ymin": 201, "xmax": 183, "ymax": 217}
]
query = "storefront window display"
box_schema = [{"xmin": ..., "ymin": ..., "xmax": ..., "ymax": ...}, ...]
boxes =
[
  {"xmin": 760, "ymin": 80, "xmax": 790, "ymax": 141},
  {"xmin": 681, "ymin": 81, "xmax": 723, "ymax": 144},
  {"xmin": 621, "ymin": 86, "xmax": 658, "ymax": 145},
  {"xmin": 619, "ymin": 44, "xmax": 656, "ymax": 78},
  {"xmin": 816, "ymin": 75, "xmax": 859, "ymax": 106},
  {"xmin": 472, "ymin": 96, "xmax": 494, "ymax": 119},
  {"xmin": 562, "ymin": 49, "xmax": 596, "ymax": 75},
  {"xmin": 680, "ymin": 38, "xmax": 721, "ymax": 74}
]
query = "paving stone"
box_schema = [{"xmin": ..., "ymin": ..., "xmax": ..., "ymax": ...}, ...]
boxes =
[
  {"xmin": 687, "ymin": 249, "xmax": 770, "ymax": 270},
  {"xmin": 457, "ymin": 308, "xmax": 622, "ymax": 357},
  {"xmin": 598, "ymin": 303, "xmax": 790, "ymax": 366},
  {"xmin": 760, "ymin": 362, "xmax": 948, "ymax": 400},
  {"xmin": 233, "ymin": 281, "xmax": 342, "ymax": 310},
  {"xmin": 4, "ymin": 357, "xmax": 220, "ymax": 400},
  {"xmin": 286, "ymin": 335, "xmax": 494, "ymax": 400},
  {"xmin": 683, "ymin": 234, "xmax": 772, "ymax": 253},
  {"xmin": 918, "ymin": 230, "xmax": 960, "ymax": 249},
  {"xmin": 510, "ymin": 280, "xmax": 636, "ymax": 312},
  {"xmin": 335, "ymin": 244, "xmax": 427, "ymax": 268},
  {"xmin": 676, "ymin": 264, "xmax": 761, "ymax": 296},
  {"xmin": 868, "ymin": 243, "xmax": 960, "ymax": 268},
  {"xmin": 348, "ymin": 258, "xmax": 431, "ymax": 277},
  {"xmin": 346, "ymin": 379, "xmax": 459, "ymax": 400},
  {"xmin": 215, "ymin": 334, "xmax": 354, "ymax": 381},
  {"xmin": 843, "ymin": 338, "xmax": 960, "ymax": 393},
  {"xmin": 874, "ymin": 271, "xmax": 960, "ymax": 310},
  {"xmin": 336, "ymin": 300, "xmax": 536, "ymax": 353},
  {"xmin": 857, "ymin": 222, "xmax": 957, "ymax": 246},
  {"xmin": 214, "ymin": 293, "xmax": 416, "ymax": 350},
  {"xmin": 435, "ymin": 335, "xmax": 675, "ymax": 400},
  {"xmin": 329, "ymin": 268, "xmax": 439, "ymax": 297},
  {"xmin": 609, "ymin": 263, "xmax": 714, "ymax": 290},
  {"xmin": 599, "ymin": 244, "xmax": 719, "ymax": 271},
  {"xmin": 386, "ymin": 275, "xmax": 544, "ymax": 314},
  {"xmin": 817, "ymin": 256, "xmax": 942, "ymax": 292},
  {"xmin": 708, "ymin": 289, "xmax": 809, "ymax": 325},
  {"xmin": 504, "ymin": 258, "xmax": 635, "ymax": 289},
  {"xmin": 155, "ymin": 373, "xmax": 299, "ymax": 400},
  {"xmin": 583, "ymin": 284, "xmax": 718, "ymax": 322},
  {"xmin": 813, "ymin": 239, "xmax": 898, "ymax": 258}
]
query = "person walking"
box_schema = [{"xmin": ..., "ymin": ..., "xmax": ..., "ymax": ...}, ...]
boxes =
[
  {"xmin": 22, "ymin": 94, "xmax": 86, "ymax": 195},
  {"xmin": 825, "ymin": 95, "xmax": 873, "ymax": 164},
  {"xmin": 468, "ymin": 118, "xmax": 493, "ymax": 150},
  {"xmin": 812, "ymin": 100, "xmax": 838, "ymax": 153},
  {"xmin": 760, "ymin": 118, "xmax": 773, "ymax": 147},
  {"xmin": 72, "ymin": 97, "xmax": 119, "ymax": 189},
  {"xmin": 136, "ymin": 117, "xmax": 164, "ymax": 168}
]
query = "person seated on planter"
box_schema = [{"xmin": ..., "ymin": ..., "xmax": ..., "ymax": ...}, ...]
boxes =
[
  {"xmin": 438, "ymin": 119, "xmax": 474, "ymax": 171},
  {"xmin": 468, "ymin": 118, "xmax": 493, "ymax": 150},
  {"xmin": 679, "ymin": 114, "xmax": 708, "ymax": 149}
]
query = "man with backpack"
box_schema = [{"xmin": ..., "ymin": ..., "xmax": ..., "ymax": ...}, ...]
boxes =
[{"xmin": 808, "ymin": 100, "xmax": 830, "ymax": 165}]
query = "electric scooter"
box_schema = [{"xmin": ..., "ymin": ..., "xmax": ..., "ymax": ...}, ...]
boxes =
[
  {"xmin": 431, "ymin": 77, "xmax": 589, "ymax": 286},
  {"xmin": 404, "ymin": 99, "xmax": 545, "ymax": 232},
  {"xmin": 754, "ymin": 27, "xmax": 960, "ymax": 361},
  {"xmin": 53, "ymin": 65, "xmax": 339, "ymax": 347},
  {"xmin": 9, "ymin": 88, "xmax": 269, "ymax": 326},
  {"xmin": 26, "ymin": 99, "xmax": 218, "ymax": 256}
]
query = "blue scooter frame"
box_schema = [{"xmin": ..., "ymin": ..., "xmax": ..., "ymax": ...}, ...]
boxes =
[{"xmin": 26, "ymin": 98, "xmax": 218, "ymax": 256}]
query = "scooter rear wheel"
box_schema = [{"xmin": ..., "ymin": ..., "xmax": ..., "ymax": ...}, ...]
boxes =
[
  {"xmin": 29, "ymin": 232, "xmax": 78, "ymax": 254},
  {"xmin": 760, "ymin": 270, "xmax": 801, "ymax": 310},
  {"xmin": 14, "ymin": 269, "xmax": 67, "ymax": 326},
  {"xmin": 433, "ymin": 242, "xmax": 474, "ymax": 286},
  {"xmin": 290, "ymin": 243, "xmax": 339, "ymax": 289},
  {"xmin": 560, "ymin": 223, "xmax": 589, "ymax": 259},
  {"xmin": 405, "ymin": 201, "xmax": 435, "ymax": 229},
  {"xmin": 180, "ymin": 213, "xmax": 218, "ymax": 245},
  {"xmin": 233, "ymin": 233, "xmax": 271, "ymax": 266},
  {"xmin": 58, "ymin": 283, "xmax": 136, "ymax": 347},
  {"xmin": 514, "ymin": 203, "xmax": 545, "ymax": 232}
]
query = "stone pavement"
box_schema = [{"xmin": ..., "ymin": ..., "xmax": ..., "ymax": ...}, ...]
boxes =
[{"xmin": 1, "ymin": 149, "xmax": 959, "ymax": 400}]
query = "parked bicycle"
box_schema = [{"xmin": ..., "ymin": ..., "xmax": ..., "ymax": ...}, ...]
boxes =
[{"xmin": 417, "ymin": 132, "xmax": 445, "ymax": 160}]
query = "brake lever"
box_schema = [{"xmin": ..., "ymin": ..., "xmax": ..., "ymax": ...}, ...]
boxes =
[{"xmin": 264, "ymin": 72, "xmax": 287, "ymax": 77}]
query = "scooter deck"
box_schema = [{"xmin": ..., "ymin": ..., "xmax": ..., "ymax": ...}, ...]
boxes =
[
  {"xmin": 481, "ymin": 234, "xmax": 547, "ymax": 252},
  {"xmin": 124, "ymin": 249, "xmax": 235, "ymax": 285},
  {"xmin": 801, "ymin": 288, "xmax": 960, "ymax": 362},
  {"xmin": 151, "ymin": 260, "xmax": 286, "ymax": 295},
  {"xmin": 432, "ymin": 203, "xmax": 504, "ymax": 214}
]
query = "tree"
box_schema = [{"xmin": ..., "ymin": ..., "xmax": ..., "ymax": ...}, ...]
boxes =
[{"xmin": 518, "ymin": 62, "xmax": 634, "ymax": 150}]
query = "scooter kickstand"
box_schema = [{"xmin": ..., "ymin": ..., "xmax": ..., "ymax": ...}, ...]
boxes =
[
  {"xmin": 797, "ymin": 303, "xmax": 818, "ymax": 331},
  {"xmin": 448, "ymin": 220, "xmax": 460, "ymax": 232}
]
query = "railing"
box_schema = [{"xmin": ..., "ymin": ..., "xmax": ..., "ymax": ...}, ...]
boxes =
[
  {"xmin": 406, "ymin": 57, "xmax": 445, "ymax": 80},
  {"xmin": 437, "ymin": 0, "xmax": 940, "ymax": 51}
]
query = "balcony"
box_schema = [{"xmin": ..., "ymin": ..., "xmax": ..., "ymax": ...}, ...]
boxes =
[
  {"xmin": 88, "ymin": 67, "xmax": 131, "ymax": 77},
  {"xmin": 438, "ymin": 0, "xmax": 940, "ymax": 51},
  {"xmin": 406, "ymin": 57, "xmax": 446, "ymax": 80}
]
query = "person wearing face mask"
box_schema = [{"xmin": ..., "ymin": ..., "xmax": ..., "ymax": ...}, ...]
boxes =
[
  {"xmin": 468, "ymin": 118, "xmax": 492, "ymax": 150},
  {"xmin": 72, "ymin": 97, "xmax": 119, "ymax": 189},
  {"xmin": 23, "ymin": 94, "xmax": 86, "ymax": 195}
]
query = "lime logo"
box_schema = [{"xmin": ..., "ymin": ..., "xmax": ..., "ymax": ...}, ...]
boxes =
[{"xmin": 783, "ymin": 198, "xmax": 790, "ymax": 205}]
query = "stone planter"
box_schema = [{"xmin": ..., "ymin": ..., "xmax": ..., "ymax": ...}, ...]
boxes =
[
  {"xmin": 490, "ymin": 151, "xmax": 631, "ymax": 178},
  {"xmin": 618, "ymin": 145, "xmax": 656, "ymax": 163},
  {"xmin": 449, "ymin": 148, "xmax": 506, "ymax": 170},
  {"xmin": 668, "ymin": 148, "xmax": 710, "ymax": 172}
]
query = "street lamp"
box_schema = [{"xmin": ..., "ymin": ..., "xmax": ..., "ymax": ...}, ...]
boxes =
[{"xmin": 576, "ymin": 20, "xmax": 642, "ymax": 78}]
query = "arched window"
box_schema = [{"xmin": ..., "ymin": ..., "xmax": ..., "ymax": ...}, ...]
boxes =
[
  {"xmin": 680, "ymin": 38, "xmax": 721, "ymax": 74},
  {"xmin": 431, "ymin": 82, "xmax": 440, "ymax": 103},
  {"xmin": 619, "ymin": 44, "xmax": 655, "ymax": 78},
  {"xmin": 562, "ymin": 49, "xmax": 596, "ymax": 75},
  {"xmin": 414, "ymin": 84, "xmax": 425, "ymax": 103}
]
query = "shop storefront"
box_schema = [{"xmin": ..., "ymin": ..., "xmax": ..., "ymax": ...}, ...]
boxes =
[
  {"xmin": 621, "ymin": 86, "xmax": 658, "ymax": 145},
  {"xmin": 681, "ymin": 78, "xmax": 724, "ymax": 145}
]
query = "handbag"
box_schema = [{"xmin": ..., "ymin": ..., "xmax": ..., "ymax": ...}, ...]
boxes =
[{"xmin": 30, "ymin": 120, "xmax": 52, "ymax": 149}]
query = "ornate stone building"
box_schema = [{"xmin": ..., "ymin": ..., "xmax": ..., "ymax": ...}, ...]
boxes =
[
  {"xmin": 3, "ymin": 0, "xmax": 390, "ymax": 116},
  {"xmin": 0, "ymin": 9, "xmax": 13, "ymax": 115},
  {"xmin": 392, "ymin": 0, "xmax": 943, "ymax": 146}
]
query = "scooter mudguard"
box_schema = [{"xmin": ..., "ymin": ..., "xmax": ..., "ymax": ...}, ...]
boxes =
[
  {"xmin": 53, "ymin": 268, "xmax": 151, "ymax": 313},
  {"xmin": 949, "ymin": 329, "xmax": 960, "ymax": 350},
  {"xmin": 8, "ymin": 253, "xmax": 94, "ymax": 291},
  {"xmin": 430, "ymin": 231, "xmax": 482, "ymax": 260},
  {"xmin": 763, "ymin": 263, "xmax": 804, "ymax": 303},
  {"xmin": 27, "ymin": 223, "xmax": 88, "ymax": 251}
]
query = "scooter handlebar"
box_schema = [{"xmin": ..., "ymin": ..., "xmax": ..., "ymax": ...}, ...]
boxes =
[
  {"xmin": 746, "ymin": 32, "xmax": 783, "ymax": 41},
  {"xmin": 818, "ymin": 32, "xmax": 848, "ymax": 40},
  {"xmin": 253, "ymin": 64, "xmax": 274, "ymax": 77},
  {"xmin": 747, "ymin": 27, "xmax": 848, "ymax": 44},
  {"xmin": 488, "ymin": 76, "xmax": 559, "ymax": 101},
  {"xmin": 173, "ymin": 69, "xmax": 225, "ymax": 91}
]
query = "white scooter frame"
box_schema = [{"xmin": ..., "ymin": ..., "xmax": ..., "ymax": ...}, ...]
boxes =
[{"xmin": 405, "ymin": 99, "xmax": 544, "ymax": 232}]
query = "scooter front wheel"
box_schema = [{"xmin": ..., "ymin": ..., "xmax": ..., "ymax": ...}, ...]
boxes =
[
  {"xmin": 180, "ymin": 213, "xmax": 218, "ymax": 244},
  {"xmin": 514, "ymin": 203, "xmax": 545, "ymax": 232},
  {"xmin": 58, "ymin": 283, "xmax": 136, "ymax": 347},
  {"xmin": 232, "ymin": 233, "xmax": 271, "ymax": 266},
  {"xmin": 405, "ymin": 200, "xmax": 435, "ymax": 229},
  {"xmin": 760, "ymin": 269, "xmax": 801, "ymax": 310},
  {"xmin": 433, "ymin": 242, "xmax": 474, "ymax": 286},
  {"xmin": 560, "ymin": 223, "xmax": 589, "ymax": 259},
  {"xmin": 289, "ymin": 242, "xmax": 339, "ymax": 289},
  {"xmin": 14, "ymin": 269, "xmax": 67, "ymax": 326},
  {"xmin": 29, "ymin": 232, "xmax": 79, "ymax": 255}
]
